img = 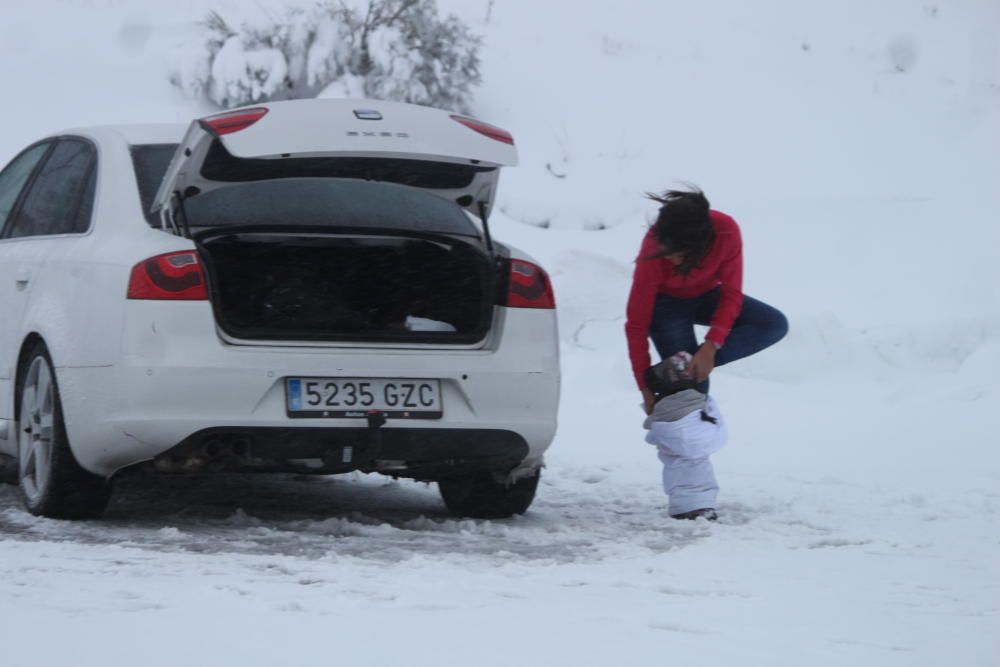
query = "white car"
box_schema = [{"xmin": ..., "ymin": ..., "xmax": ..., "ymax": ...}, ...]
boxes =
[{"xmin": 0, "ymin": 99, "xmax": 560, "ymax": 519}]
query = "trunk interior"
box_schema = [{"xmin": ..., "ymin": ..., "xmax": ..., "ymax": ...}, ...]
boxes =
[{"xmin": 197, "ymin": 230, "xmax": 496, "ymax": 344}]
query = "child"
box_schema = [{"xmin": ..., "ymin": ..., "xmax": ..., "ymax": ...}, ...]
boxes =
[{"xmin": 643, "ymin": 352, "xmax": 728, "ymax": 520}]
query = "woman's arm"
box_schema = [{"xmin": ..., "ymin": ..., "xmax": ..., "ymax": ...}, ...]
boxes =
[{"xmin": 625, "ymin": 233, "xmax": 662, "ymax": 390}]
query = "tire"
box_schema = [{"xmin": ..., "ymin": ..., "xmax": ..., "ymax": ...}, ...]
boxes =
[
  {"xmin": 16, "ymin": 343, "xmax": 111, "ymax": 519},
  {"xmin": 438, "ymin": 469, "xmax": 540, "ymax": 519},
  {"xmin": 0, "ymin": 454, "xmax": 16, "ymax": 485}
]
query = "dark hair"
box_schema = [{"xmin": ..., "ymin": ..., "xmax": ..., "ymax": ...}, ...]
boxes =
[{"xmin": 645, "ymin": 186, "xmax": 714, "ymax": 275}]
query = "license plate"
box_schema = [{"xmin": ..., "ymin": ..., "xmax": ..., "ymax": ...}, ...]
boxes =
[{"xmin": 286, "ymin": 378, "xmax": 442, "ymax": 419}]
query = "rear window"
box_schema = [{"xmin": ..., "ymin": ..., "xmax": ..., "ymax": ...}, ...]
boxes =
[
  {"xmin": 183, "ymin": 178, "xmax": 479, "ymax": 237},
  {"xmin": 130, "ymin": 143, "xmax": 178, "ymax": 222}
]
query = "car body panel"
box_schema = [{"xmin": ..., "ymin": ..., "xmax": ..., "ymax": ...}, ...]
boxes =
[
  {"xmin": 0, "ymin": 241, "xmax": 45, "ymax": 425},
  {"xmin": 217, "ymin": 99, "xmax": 517, "ymax": 165},
  {"xmin": 151, "ymin": 99, "xmax": 517, "ymax": 221},
  {"xmin": 0, "ymin": 126, "xmax": 194, "ymax": 456},
  {"xmin": 59, "ymin": 302, "xmax": 558, "ymax": 476},
  {"xmin": 0, "ymin": 142, "xmax": 54, "ymax": 430}
]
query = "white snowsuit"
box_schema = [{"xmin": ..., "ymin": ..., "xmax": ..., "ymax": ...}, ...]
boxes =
[{"xmin": 643, "ymin": 390, "xmax": 728, "ymax": 516}]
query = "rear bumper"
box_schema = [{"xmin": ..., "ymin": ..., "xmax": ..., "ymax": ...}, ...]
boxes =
[
  {"xmin": 56, "ymin": 301, "xmax": 559, "ymax": 477},
  {"xmin": 149, "ymin": 426, "xmax": 529, "ymax": 480}
]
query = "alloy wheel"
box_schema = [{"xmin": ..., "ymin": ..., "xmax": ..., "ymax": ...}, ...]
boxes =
[{"xmin": 18, "ymin": 356, "xmax": 55, "ymax": 503}]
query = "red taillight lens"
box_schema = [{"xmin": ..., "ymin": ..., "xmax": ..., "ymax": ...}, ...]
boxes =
[
  {"xmin": 199, "ymin": 107, "xmax": 269, "ymax": 136},
  {"xmin": 127, "ymin": 252, "xmax": 208, "ymax": 300},
  {"xmin": 505, "ymin": 259, "xmax": 555, "ymax": 309},
  {"xmin": 450, "ymin": 115, "xmax": 514, "ymax": 145}
]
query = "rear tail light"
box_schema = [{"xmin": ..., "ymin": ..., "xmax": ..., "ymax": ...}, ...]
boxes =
[
  {"xmin": 199, "ymin": 107, "xmax": 269, "ymax": 136},
  {"xmin": 127, "ymin": 251, "xmax": 208, "ymax": 300},
  {"xmin": 451, "ymin": 115, "xmax": 515, "ymax": 145},
  {"xmin": 504, "ymin": 259, "xmax": 555, "ymax": 309}
]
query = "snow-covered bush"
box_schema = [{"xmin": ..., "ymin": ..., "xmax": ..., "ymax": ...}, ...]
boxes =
[{"xmin": 168, "ymin": 1, "xmax": 482, "ymax": 112}]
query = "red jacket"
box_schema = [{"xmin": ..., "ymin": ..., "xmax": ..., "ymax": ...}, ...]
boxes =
[{"xmin": 625, "ymin": 210, "xmax": 744, "ymax": 389}]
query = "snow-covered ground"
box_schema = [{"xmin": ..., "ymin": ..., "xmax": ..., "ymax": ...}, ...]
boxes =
[{"xmin": 1, "ymin": 1, "xmax": 999, "ymax": 665}]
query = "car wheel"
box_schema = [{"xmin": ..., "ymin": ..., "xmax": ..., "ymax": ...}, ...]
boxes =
[
  {"xmin": 438, "ymin": 469, "xmax": 540, "ymax": 519},
  {"xmin": 16, "ymin": 343, "xmax": 110, "ymax": 519}
]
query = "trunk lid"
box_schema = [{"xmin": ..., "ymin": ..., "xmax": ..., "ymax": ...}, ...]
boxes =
[{"xmin": 150, "ymin": 99, "xmax": 517, "ymax": 225}]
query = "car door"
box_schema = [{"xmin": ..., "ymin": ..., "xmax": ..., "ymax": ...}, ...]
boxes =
[
  {"xmin": 0, "ymin": 138, "xmax": 95, "ymax": 448},
  {"xmin": 0, "ymin": 141, "xmax": 53, "ymax": 443}
]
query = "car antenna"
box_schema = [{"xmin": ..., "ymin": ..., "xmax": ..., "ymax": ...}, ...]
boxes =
[
  {"xmin": 172, "ymin": 190, "xmax": 194, "ymax": 240},
  {"xmin": 477, "ymin": 199, "xmax": 495, "ymax": 257}
]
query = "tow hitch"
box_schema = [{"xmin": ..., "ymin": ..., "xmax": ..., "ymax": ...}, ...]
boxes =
[{"xmin": 366, "ymin": 409, "xmax": 387, "ymax": 460}]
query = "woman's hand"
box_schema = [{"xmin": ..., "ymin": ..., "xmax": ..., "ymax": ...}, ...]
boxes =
[
  {"xmin": 641, "ymin": 388, "xmax": 656, "ymax": 415},
  {"xmin": 690, "ymin": 343, "xmax": 716, "ymax": 382}
]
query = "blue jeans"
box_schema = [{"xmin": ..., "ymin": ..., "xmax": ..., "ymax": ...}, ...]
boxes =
[{"xmin": 649, "ymin": 288, "xmax": 788, "ymax": 392}]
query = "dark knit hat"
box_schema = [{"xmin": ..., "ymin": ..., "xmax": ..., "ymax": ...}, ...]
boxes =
[{"xmin": 644, "ymin": 351, "xmax": 701, "ymax": 399}]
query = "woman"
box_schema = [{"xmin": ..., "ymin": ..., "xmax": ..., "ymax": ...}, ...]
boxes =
[{"xmin": 626, "ymin": 187, "xmax": 788, "ymax": 414}]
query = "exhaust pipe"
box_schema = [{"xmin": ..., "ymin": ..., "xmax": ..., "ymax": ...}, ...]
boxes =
[
  {"xmin": 231, "ymin": 437, "xmax": 252, "ymax": 458},
  {"xmin": 202, "ymin": 439, "xmax": 226, "ymax": 458}
]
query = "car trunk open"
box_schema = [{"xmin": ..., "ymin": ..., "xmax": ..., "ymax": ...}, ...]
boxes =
[
  {"xmin": 184, "ymin": 178, "xmax": 497, "ymax": 344},
  {"xmin": 197, "ymin": 228, "xmax": 496, "ymax": 344},
  {"xmin": 139, "ymin": 100, "xmax": 520, "ymax": 345}
]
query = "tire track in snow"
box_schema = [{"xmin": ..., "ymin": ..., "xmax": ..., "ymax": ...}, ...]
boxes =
[{"xmin": 0, "ymin": 471, "xmax": 719, "ymax": 564}]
